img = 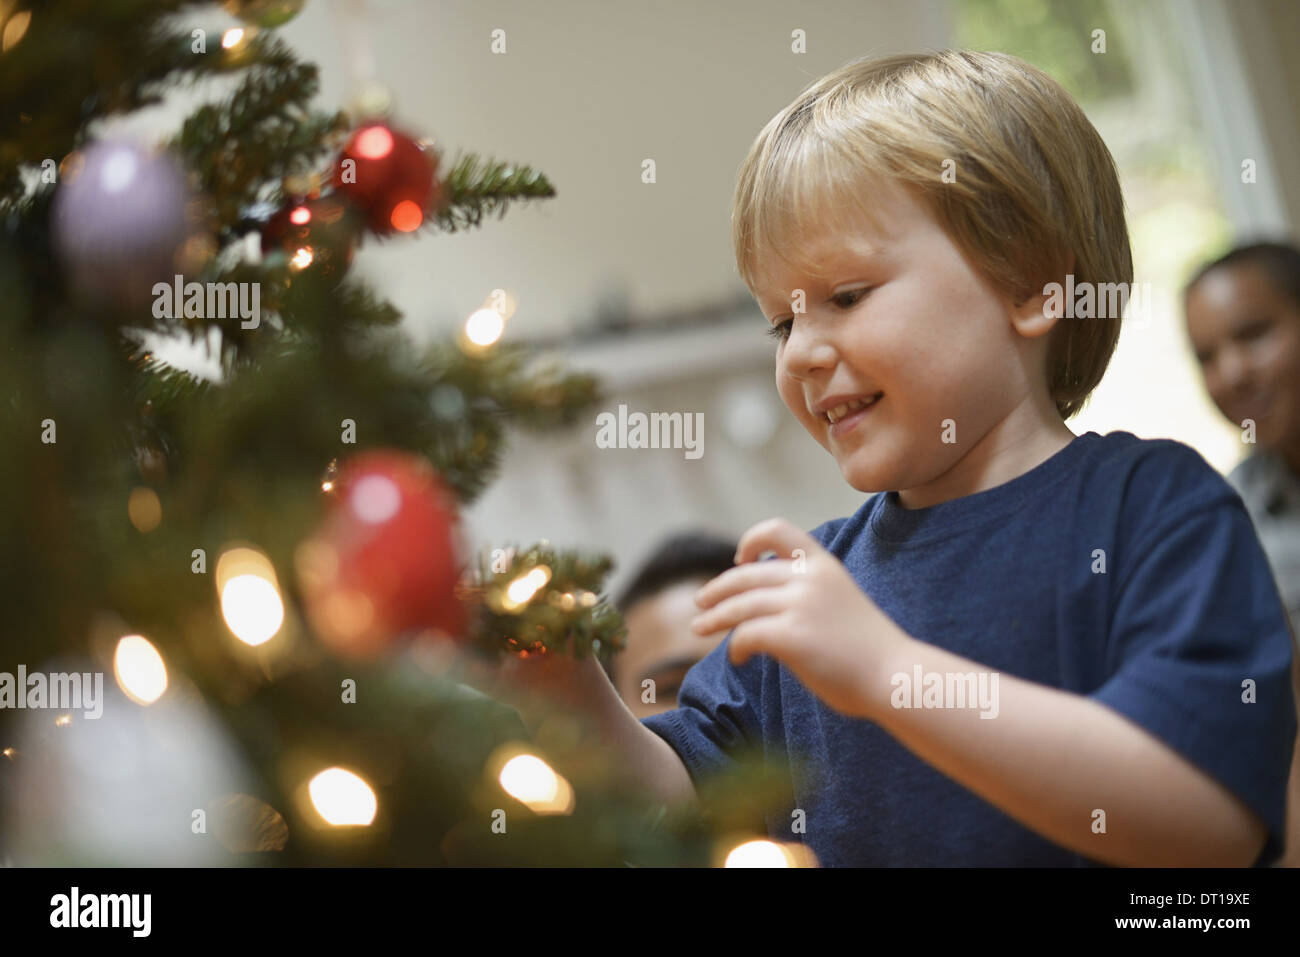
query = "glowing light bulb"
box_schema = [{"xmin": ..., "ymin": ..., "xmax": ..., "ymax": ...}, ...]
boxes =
[
  {"xmin": 498, "ymin": 753, "xmax": 574, "ymax": 814},
  {"xmin": 217, "ymin": 547, "xmax": 286, "ymax": 646},
  {"xmin": 501, "ymin": 565, "xmax": 551, "ymax": 611},
  {"xmin": 221, "ymin": 575, "xmax": 284, "ymax": 645},
  {"xmin": 221, "ymin": 28, "xmax": 245, "ymax": 49},
  {"xmin": 308, "ymin": 767, "xmax": 377, "ymax": 826},
  {"xmin": 724, "ymin": 839, "xmax": 792, "ymax": 867},
  {"xmin": 464, "ymin": 308, "xmax": 505, "ymax": 347},
  {"xmin": 113, "ymin": 634, "xmax": 167, "ymax": 705}
]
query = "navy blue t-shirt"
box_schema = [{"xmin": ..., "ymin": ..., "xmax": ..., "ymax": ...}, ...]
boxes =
[{"xmin": 641, "ymin": 431, "xmax": 1296, "ymax": 866}]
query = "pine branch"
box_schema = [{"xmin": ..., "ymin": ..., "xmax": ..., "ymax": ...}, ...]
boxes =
[
  {"xmin": 464, "ymin": 543, "xmax": 627, "ymax": 659},
  {"xmin": 120, "ymin": 337, "xmax": 215, "ymax": 412},
  {"xmin": 0, "ymin": 1, "xmax": 288, "ymax": 208},
  {"xmin": 434, "ymin": 152, "xmax": 557, "ymax": 234},
  {"xmin": 168, "ymin": 35, "xmax": 351, "ymax": 231}
]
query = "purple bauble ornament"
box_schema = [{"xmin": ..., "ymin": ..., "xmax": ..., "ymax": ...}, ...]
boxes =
[{"xmin": 52, "ymin": 140, "xmax": 194, "ymax": 311}]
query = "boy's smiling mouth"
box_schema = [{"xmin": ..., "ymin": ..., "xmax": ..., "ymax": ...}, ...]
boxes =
[
  {"xmin": 813, "ymin": 392, "xmax": 883, "ymax": 423},
  {"xmin": 812, "ymin": 392, "xmax": 884, "ymax": 438}
]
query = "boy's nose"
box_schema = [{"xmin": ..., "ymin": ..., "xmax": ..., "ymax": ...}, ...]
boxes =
[{"xmin": 780, "ymin": 321, "xmax": 837, "ymax": 378}]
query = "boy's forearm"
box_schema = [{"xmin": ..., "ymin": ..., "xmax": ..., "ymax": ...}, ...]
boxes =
[
  {"xmin": 514, "ymin": 655, "xmax": 698, "ymax": 807},
  {"xmin": 585, "ymin": 690, "xmax": 699, "ymax": 806},
  {"xmin": 868, "ymin": 639, "xmax": 1270, "ymax": 867}
]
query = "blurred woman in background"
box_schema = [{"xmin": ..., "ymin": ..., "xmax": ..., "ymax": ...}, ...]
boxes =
[{"xmin": 1185, "ymin": 241, "xmax": 1300, "ymax": 638}]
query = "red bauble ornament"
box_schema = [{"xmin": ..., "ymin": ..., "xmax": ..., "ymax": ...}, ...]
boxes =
[
  {"xmin": 261, "ymin": 193, "xmax": 356, "ymax": 278},
  {"xmin": 331, "ymin": 122, "xmax": 442, "ymax": 236},
  {"xmin": 296, "ymin": 450, "xmax": 467, "ymax": 657}
]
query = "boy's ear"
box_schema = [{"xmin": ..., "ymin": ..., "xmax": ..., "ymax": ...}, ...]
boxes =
[
  {"xmin": 1010, "ymin": 255, "xmax": 1077, "ymax": 339},
  {"xmin": 1009, "ymin": 288, "xmax": 1060, "ymax": 339}
]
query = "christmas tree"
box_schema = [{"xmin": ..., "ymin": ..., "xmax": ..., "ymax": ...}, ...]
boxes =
[{"xmin": 0, "ymin": 0, "xmax": 785, "ymax": 866}]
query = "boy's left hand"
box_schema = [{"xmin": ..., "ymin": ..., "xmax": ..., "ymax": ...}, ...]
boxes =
[{"xmin": 691, "ymin": 517, "xmax": 914, "ymax": 718}]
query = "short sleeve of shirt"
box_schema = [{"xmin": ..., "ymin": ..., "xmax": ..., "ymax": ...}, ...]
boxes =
[
  {"xmin": 1089, "ymin": 464, "xmax": 1297, "ymax": 866},
  {"xmin": 639, "ymin": 635, "xmax": 765, "ymax": 789},
  {"xmin": 639, "ymin": 519, "xmax": 847, "ymax": 785}
]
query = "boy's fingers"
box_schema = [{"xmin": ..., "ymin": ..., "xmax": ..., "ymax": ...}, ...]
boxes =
[
  {"xmin": 735, "ymin": 517, "xmax": 820, "ymax": 565},
  {"xmin": 692, "ymin": 587, "xmax": 788, "ymax": 636},
  {"xmin": 727, "ymin": 615, "xmax": 785, "ymax": 667},
  {"xmin": 694, "ymin": 559, "xmax": 793, "ymax": 608}
]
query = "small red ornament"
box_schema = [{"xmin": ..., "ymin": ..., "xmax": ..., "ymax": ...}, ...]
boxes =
[
  {"xmin": 261, "ymin": 194, "xmax": 356, "ymax": 277},
  {"xmin": 296, "ymin": 450, "xmax": 467, "ymax": 657},
  {"xmin": 331, "ymin": 122, "xmax": 442, "ymax": 236}
]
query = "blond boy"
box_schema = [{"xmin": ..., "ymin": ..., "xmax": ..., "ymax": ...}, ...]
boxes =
[{"xmin": 500, "ymin": 51, "xmax": 1295, "ymax": 866}]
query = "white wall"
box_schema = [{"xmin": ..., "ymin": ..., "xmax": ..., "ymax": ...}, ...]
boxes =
[{"xmin": 280, "ymin": 0, "xmax": 946, "ymax": 589}]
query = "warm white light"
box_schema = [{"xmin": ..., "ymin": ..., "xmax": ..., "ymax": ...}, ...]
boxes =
[
  {"xmin": 502, "ymin": 565, "xmax": 551, "ymax": 611},
  {"xmin": 221, "ymin": 574, "xmax": 285, "ymax": 646},
  {"xmin": 724, "ymin": 839, "xmax": 792, "ymax": 868},
  {"xmin": 221, "ymin": 28, "xmax": 245, "ymax": 49},
  {"xmin": 113, "ymin": 634, "xmax": 167, "ymax": 705},
  {"xmin": 498, "ymin": 753, "xmax": 573, "ymax": 814},
  {"xmin": 289, "ymin": 246, "xmax": 313, "ymax": 270},
  {"xmin": 464, "ymin": 308, "xmax": 505, "ymax": 347},
  {"xmin": 217, "ymin": 548, "xmax": 286, "ymax": 646},
  {"xmin": 308, "ymin": 767, "xmax": 377, "ymax": 826}
]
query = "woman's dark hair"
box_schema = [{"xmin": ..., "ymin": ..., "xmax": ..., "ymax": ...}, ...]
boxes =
[
  {"xmin": 604, "ymin": 532, "xmax": 737, "ymax": 685},
  {"xmin": 1184, "ymin": 240, "xmax": 1300, "ymax": 310},
  {"xmin": 615, "ymin": 532, "xmax": 738, "ymax": 613}
]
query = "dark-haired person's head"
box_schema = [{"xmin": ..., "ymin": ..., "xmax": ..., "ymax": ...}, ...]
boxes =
[
  {"xmin": 1184, "ymin": 241, "xmax": 1300, "ymax": 468},
  {"xmin": 610, "ymin": 532, "xmax": 737, "ymax": 718}
]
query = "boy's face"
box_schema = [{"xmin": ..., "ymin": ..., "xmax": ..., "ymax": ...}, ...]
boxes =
[
  {"xmin": 753, "ymin": 180, "xmax": 1061, "ymax": 505},
  {"xmin": 1185, "ymin": 263, "xmax": 1300, "ymax": 455}
]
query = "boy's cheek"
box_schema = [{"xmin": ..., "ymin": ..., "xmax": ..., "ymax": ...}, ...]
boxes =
[{"xmin": 775, "ymin": 381, "xmax": 827, "ymax": 445}]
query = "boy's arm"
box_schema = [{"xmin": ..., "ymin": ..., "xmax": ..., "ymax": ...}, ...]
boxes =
[
  {"xmin": 872, "ymin": 639, "xmax": 1267, "ymax": 868},
  {"xmin": 486, "ymin": 652, "xmax": 697, "ymax": 806},
  {"xmin": 696, "ymin": 516, "xmax": 1291, "ymax": 868}
]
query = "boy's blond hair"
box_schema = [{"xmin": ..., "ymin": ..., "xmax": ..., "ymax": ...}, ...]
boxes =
[{"xmin": 731, "ymin": 50, "xmax": 1131, "ymax": 420}]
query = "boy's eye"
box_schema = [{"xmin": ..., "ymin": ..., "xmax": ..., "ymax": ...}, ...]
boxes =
[
  {"xmin": 766, "ymin": 319, "xmax": 793, "ymax": 342},
  {"xmin": 831, "ymin": 287, "xmax": 871, "ymax": 309},
  {"xmin": 765, "ymin": 287, "xmax": 872, "ymax": 343}
]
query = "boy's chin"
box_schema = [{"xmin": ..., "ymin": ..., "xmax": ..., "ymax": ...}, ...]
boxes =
[{"xmin": 835, "ymin": 457, "xmax": 894, "ymax": 495}]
